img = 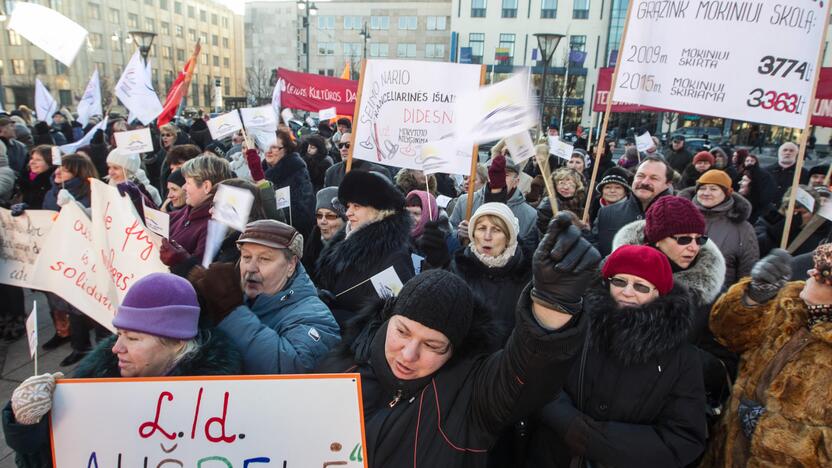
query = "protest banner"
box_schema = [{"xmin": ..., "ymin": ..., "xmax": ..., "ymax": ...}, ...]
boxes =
[
  {"xmin": 419, "ymin": 137, "xmax": 474, "ymax": 176},
  {"xmin": 278, "ymin": 68, "xmax": 358, "ymax": 116},
  {"xmin": 0, "ymin": 208, "xmax": 53, "ymax": 289},
  {"xmin": 811, "ymin": 68, "xmax": 832, "ymax": 128},
  {"xmin": 635, "ymin": 131, "xmax": 654, "ymax": 152},
  {"xmin": 615, "ymin": 0, "xmax": 830, "ymax": 129},
  {"xmin": 7, "ymin": 2, "xmax": 87, "ymax": 66},
  {"xmin": 51, "ymin": 375, "xmax": 368, "ymax": 467},
  {"xmin": 350, "ymin": 59, "xmax": 482, "ymax": 171},
  {"xmin": 455, "ymin": 71, "xmax": 537, "ymax": 145},
  {"xmin": 114, "ymin": 128, "xmax": 154, "ymax": 154},
  {"xmin": 593, "ymin": 67, "xmax": 665, "ymax": 113},
  {"xmin": 504, "ymin": 132, "xmax": 535, "ymax": 165},
  {"xmin": 207, "ymin": 110, "xmax": 244, "ymax": 140}
]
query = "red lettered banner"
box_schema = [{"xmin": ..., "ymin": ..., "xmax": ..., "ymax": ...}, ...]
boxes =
[
  {"xmin": 278, "ymin": 68, "xmax": 358, "ymax": 116},
  {"xmin": 811, "ymin": 68, "xmax": 832, "ymax": 128}
]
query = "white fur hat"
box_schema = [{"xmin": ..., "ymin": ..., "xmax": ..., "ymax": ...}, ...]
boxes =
[{"xmin": 106, "ymin": 147, "xmax": 141, "ymax": 175}]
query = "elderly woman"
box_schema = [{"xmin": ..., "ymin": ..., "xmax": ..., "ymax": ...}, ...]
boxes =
[
  {"xmin": 587, "ymin": 167, "xmax": 632, "ymax": 223},
  {"xmin": 405, "ymin": 190, "xmax": 439, "ymax": 246},
  {"xmin": 527, "ymin": 244, "xmax": 706, "ymax": 467},
  {"xmin": 314, "ymin": 171, "xmax": 414, "ymax": 328},
  {"xmin": 302, "ymin": 187, "xmax": 346, "ymax": 274},
  {"xmin": 106, "ymin": 147, "xmax": 162, "ymax": 206},
  {"xmin": 2, "ymin": 273, "xmax": 242, "ymax": 467},
  {"xmin": 551, "ymin": 167, "xmax": 587, "ymax": 218},
  {"xmin": 262, "ymin": 130, "xmax": 315, "ymax": 236}
]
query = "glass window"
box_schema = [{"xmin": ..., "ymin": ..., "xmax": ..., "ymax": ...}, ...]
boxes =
[
  {"xmin": 145, "ymin": 18, "xmax": 155, "ymax": 31},
  {"xmin": 176, "ymin": 25, "xmax": 184, "ymax": 37},
  {"xmin": 223, "ymin": 17, "xmax": 229, "ymax": 28},
  {"xmin": 191, "ymin": 82, "xmax": 199, "ymax": 106},
  {"xmin": 541, "ymin": 0, "xmax": 556, "ymax": 18},
  {"xmin": 501, "ymin": 0, "xmax": 517, "ymax": 18},
  {"xmin": 55, "ymin": 60, "xmax": 67, "ymax": 75},
  {"xmin": 212, "ymin": 13, "xmax": 218, "ymax": 25},
  {"xmin": 370, "ymin": 16, "xmax": 389, "ymax": 30},
  {"xmin": 200, "ymin": 9, "xmax": 207, "ymax": 22},
  {"xmin": 174, "ymin": 1, "xmax": 182, "ymax": 14},
  {"xmin": 159, "ymin": 0, "xmax": 168, "ymax": 8},
  {"xmin": 570, "ymin": 35, "xmax": 587, "ymax": 52},
  {"xmin": 212, "ymin": 34, "xmax": 218, "ymax": 46},
  {"xmin": 109, "ymin": 8, "xmax": 120, "ymax": 23},
  {"xmin": 177, "ymin": 48, "xmax": 185, "ymax": 61},
  {"xmin": 498, "ymin": 33, "xmax": 516, "ymax": 64},
  {"xmin": 397, "ymin": 43, "xmax": 417, "ymax": 57},
  {"xmin": 426, "ymin": 16, "xmax": 447, "ymax": 30},
  {"xmin": 33, "ymin": 60, "xmax": 47, "ymax": 75},
  {"xmin": 471, "ymin": 0, "xmax": 486, "ymax": 17},
  {"xmin": 213, "ymin": 55, "xmax": 219, "ymax": 66},
  {"xmin": 398, "ymin": 16, "xmax": 417, "ymax": 30},
  {"xmin": 223, "ymin": 57, "xmax": 229, "ymax": 67},
  {"xmin": 317, "ymin": 43, "xmax": 336, "ymax": 55},
  {"xmin": 161, "ymin": 22, "xmax": 170, "ymax": 35},
  {"xmin": 344, "ymin": 16, "xmax": 362, "ymax": 30},
  {"xmin": 370, "ymin": 43, "xmax": 389, "ymax": 57},
  {"xmin": 469, "ymin": 32, "xmax": 484, "ymax": 63},
  {"xmin": 222, "ymin": 37, "xmax": 229, "ymax": 48},
  {"xmin": 128, "ymin": 13, "xmax": 139, "ymax": 28},
  {"xmin": 188, "ymin": 28, "xmax": 196, "ymax": 41},
  {"xmin": 317, "ymin": 16, "xmax": 335, "ymax": 30},
  {"xmin": 88, "ymin": 3, "xmax": 100, "ymax": 19},
  {"xmin": 162, "ymin": 46, "xmax": 171, "ymax": 58},
  {"xmin": 89, "ymin": 33, "xmax": 103, "ymax": 49},
  {"xmin": 11, "ymin": 59, "xmax": 25, "ymax": 75},
  {"xmin": 188, "ymin": 5, "xmax": 195, "ymax": 18},
  {"xmin": 7, "ymin": 30, "xmax": 21, "ymax": 46},
  {"xmin": 573, "ymin": 0, "xmax": 589, "ymax": 19},
  {"xmin": 426, "ymin": 44, "xmax": 445, "ymax": 59}
]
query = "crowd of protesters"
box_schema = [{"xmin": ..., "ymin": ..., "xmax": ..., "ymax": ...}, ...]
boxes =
[{"xmin": 0, "ymin": 109, "xmax": 830, "ymax": 467}]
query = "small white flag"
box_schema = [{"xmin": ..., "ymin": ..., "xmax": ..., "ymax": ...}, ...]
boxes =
[
  {"xmin": 25, "ymin": 303, "xmax": 38, "ymax": 359},
  {"xmin": 114, "ymin": 128, "xmax": 154, "ymax": 154},
  {"xmin": 115, "ymin": 51, "xmax": 163, "ymax": 125},
  {"xmin": 505, "ymin": 131, "xmax": 535, "ymax": 164},
  {"xmin": 370, "ymin": 266, "xmax": 404, "ymax": 299},
  {"xmin": 207, "ymin": 110, "xmax": 244, "ymax": 140},
  {"xmin": 318, "ymin": 107, "xmax": 337, "ymax": 121},
  {"xmin": 212, "ymin": 184, "xmax": 254, "ymax": 232},
  {"xmin": 271, "ymin": 78, "xmax": 284, "ymax": 121},
  {"xmin": 51, "ymin": 146, "xmax": 61, "ymax": 166},
  {"xmin": 142, "ymin": 204, "xmax": 170, "ymax": 239},
  {"xmin": 548, "ymin": 136, "xmax": 574, "ymax": 161},
  {"xmin": 60, "ymin": 117, "xmax": 108, "ymax": 155},
  {"xmin": 34, "ymin": 79, "xmax": 58, "ymax": 125},
  {"xmin": 636, "ymin": 131, "xmax": 654, "ymax": 153},
  {"xmin": 76, "ymin": 69, "xmax": 102, "ymax": 127},
  {"xmin": 275, "ymin": 186, "xmax": 292, "ymax": 210},
  {"xmin": 796, "ymin": 187, "xmax": 816, "ymax": 213}
]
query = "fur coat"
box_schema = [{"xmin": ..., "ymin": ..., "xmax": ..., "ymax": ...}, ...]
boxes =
[{"xmin": 702, "ymin": 279, "xmax": 832, "ymax": 467}]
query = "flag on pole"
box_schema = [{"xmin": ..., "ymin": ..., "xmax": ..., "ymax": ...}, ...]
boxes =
[
  {"xmin": 59, "ymin": 117, "xmax": 108, "ymax": 154},
  {"xmin": 158, "ymin": 41, "xmax": 201, "ymax": 127},
  {"xmin": 332, "ymin": 62, "xmax": 353, "ymax": 124},
  {"xmin": 271, "ymin": 78, "xmax": 284, "ymax": 123},
  {"xmin": 76, "ymin": 69, "xmax": 102, "ymax": 126},
  {"xmin": 34, "ymin": 79, "xmax": 58, "ymax": 125},
  {"xmin": 8, "ymin": 3, "xmax": 87, "ymax": 67},
  {"xmin": 116, "ymin": 51, "xmax": 163, "ymax": 125}
]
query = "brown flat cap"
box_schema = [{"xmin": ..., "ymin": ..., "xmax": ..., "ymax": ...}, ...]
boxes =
[{"xmin": 236, "ymin": 219, "xmax": 303, "ymax": 258}]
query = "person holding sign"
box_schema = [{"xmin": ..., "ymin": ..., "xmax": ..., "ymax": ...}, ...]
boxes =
[
  {"xmin": 106, "ymin": 148, "xmax": 162, "ymax": 216},
  {"xmin": 318, "ymin": 213, "xmax": 596, "ymax": 467},
  {"xmin": 189, "ymin": 220, "xmax": 339, "ymax": 374},
  {"xmin": 755, "ymin": 186, "xmax": 828, "ymax": 257},
  {"xmin": 262, "ymin": 131, "xmax": 316, "ymax": 237},
  {"xmin": 2, "ymin": 273, "xmax": 242, "ymax": 467}
]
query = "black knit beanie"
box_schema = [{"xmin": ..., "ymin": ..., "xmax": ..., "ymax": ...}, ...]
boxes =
[{"xmin": 392, "ymin": 270, "xmax": 473, "ymax": 349}]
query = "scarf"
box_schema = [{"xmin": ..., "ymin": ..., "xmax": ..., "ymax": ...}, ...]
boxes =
[{"xmin": 471, "ymin": 242, "xmax": 517, "ymax": 269}]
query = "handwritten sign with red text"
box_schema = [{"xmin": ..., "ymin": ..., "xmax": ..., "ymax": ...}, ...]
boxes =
[
  {"xmin": 50, "ymin": 375, "xmax": 368, "ymax": 467},
  {"xmin": 0, "ymin": 208, "xmax": 54, "ymax": 289}
]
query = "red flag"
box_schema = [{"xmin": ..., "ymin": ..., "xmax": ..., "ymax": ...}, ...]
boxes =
[{"xmin": 157, "ymin": 41, "xmax": 201, "ymax": 126}]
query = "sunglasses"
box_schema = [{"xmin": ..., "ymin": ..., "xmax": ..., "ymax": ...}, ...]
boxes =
[
  {"xmin": 671, "ymin": 235, "xmax": 708, "ymax": 246},
  {"xmin": 608, "ymin": 276, "xmax": 655, "ymax": 294},
  {"xmin": 316, "ymin": 212, "xmax": 340, "ymax": 221},
  {"xmin": 161, "ymin": 133, "xmax": 175, "ymax": 137},
  {"xmin": 337, "ymin": 142, "xmax": 351, "ymax": 149}
]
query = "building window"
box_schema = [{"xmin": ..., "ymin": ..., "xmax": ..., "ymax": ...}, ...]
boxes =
[
  {"xmin": 212, "ymin": 13, "xmax": 218, "ymax": 25},
  {"xmin": 344, "ymin": 16, "xmax": 363, "ymax": 30},
  {"xmin": 398, "ymin": 16, "xmax": 417, "ymax": 30},
  {"xmin": 317, "ymin": 43, "xmax": 336, "ymax": 55},
  {"xmin": 55, "ymin": 60, "xmax": 67, "ymax": 75},
  {"xmin": 224, "ymin": 77, "xmax": 230, "ymax": 95},
  {"xmin": 541, "ymin": 0, "xmax": 556, "ymax": 18},
  {"xmin": 222, "ymin": 17, "xmax": 229, "ymax": 28},
  {"xmin": 497, "ymin": 33, "xmax": 516, "ymax": 65},
  {"xmin": 145, "ymin": 18, "xmax": 155, "ymax": 31},
  {"xmin": 213, "ymin": 55, "xmax": 219, "ymax": 66},
  {"xmin": 128, "ymin": 13, "xmax": 139, "ymax": 28},
  {"xmin": 187, "ymin": 5, "xmax": 195, "ymax": 18},
  {"xmin": 191, "ymin": 82, "xmax": 199, "ymax": 106},
  {"xmin": 369, "ymin": 43, "xmax": 389, "ymax": 57},
  {"xmin": 223, "ymin": 57, "xmax": 229, "ymax": 67},
  {"xmin": 501, "ymin": 0, "xmax": 517, "ymax": 18},
  {"xmin": 109, "ymin": 8, "xmax": 120, "ymax": 24},
  {"xmin": 89, "ymin": 33, "xmax": 103, "ymax": 49},
  {"xmin": 8, "ymin": 30, "xmax": 21, "ymax": 46},
  {"xmin": 161, "ymin": 22, "xmax": 170, "ymax": 35},
  {"xmin": 222, "ymin": 37, "xmax": 229, "ymax": 48},
  {"xmin": 159, "ymin": 0, "xmax": 168, "ymax": 8},
  {"xmin": 397, "ymin": 43, "xmax": 417, "ymax": 58},
  {"xmin": 212, "ymin": 34, "xmax": 218, "ymax": 46},
  {"xmin": 88, "ymin": 3, "xmax": 100, "ymax": 19},
  {"xmin": 11, "ymin": 59, "xmax": 25, "ymax": 75},
  {"xmin": 200, "ymin": 9, "xmax": 207, "ymax": 22},
  {"xmin": 570, "ymin": 35, "xmax": 587, "ymax": 52},
  {"xmin": 59, "ymin": 90, "xmax": 72, "ymax": 106},
  {"xmin": 370, "ymin": 16, "xmax": 389, "ymax": 30},
  {"xmin": 177, "ymin": 49, "xmax": 185, "ymax": 61},
  {"xmin": 425, "ymin": 44, "xmax": 445, "ymax": 59},
  {"xmin": 201, "ymin": 53, "xmax": 207, "ymax": 65},
  {"xmin": 188, "ymin": 28, "xmax": 196, "ymax": 41},
  {"xmin": 469, "ymin": 33, "xmax": 484, "ymax": 63},
  {"xmin": 471, "ymin": 0, "xmax": 487, "ymax": 17},
  {"xmin": 162, "ymin": 46, "xmax": 171, "ymax": 58},
  {"xmin": 144, "ymin": 0, "xmax": 153, "ymax": 5},
  {"xmin": 573, "ymin": 0, "xmax": 589, "ymax": 19},
  {"xmin": 174, "ymin": 1, "xmax": 182, "ymax": 14},
  {"xmin": 317, "ymin": 15, "xmax": 335, "ymax": 29},
  {"xmin": 176, "ymin": 25, "xmax": 184, "ymax": 37},
  {"xmin": 426, "ymin": 16, "xmax": 447, "ymax": 30},
  {"xmin": 33, "ymin": 60, "xmax": 47, "ymax": 75},
  {"xmin": 344, "ymin": 43, "xmax": 362, "ymax": 57}
]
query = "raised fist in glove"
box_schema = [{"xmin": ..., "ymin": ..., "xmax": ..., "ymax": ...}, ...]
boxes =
[
  {"xmin": 188, "ymin": 262, "xmax": 244, "ymax": 325},
  {"xmin": 245, "ymin": 148, "xmax": 265, "ymax": 182},
  {"xmin": 11, "ymin": 372, "xmax": 65, "ymax": 425},
  {"xmin": 536, "ymin": 197, "xmax": 554, "ymax": 236},
  {"xmin": 56, "ymin": 189, "xmax": 75, "ymax": 207},
  {"xmin": 419, "ymin": 220, "xmax": 451, "ymax": 268},
  {"xmin": 747, "ymin": 248, "xmax": 792, "ymax": 304},
  {"xmin": 531, "ymin": 212, "xmax": 601, "ymax": 314},
  {"xmin": 10, "ymin": 203, "xmax": 28, "ymax": 217},
  {"xmin": 160, "ymin": 239, "xmax": 190, "ymax": 267}
]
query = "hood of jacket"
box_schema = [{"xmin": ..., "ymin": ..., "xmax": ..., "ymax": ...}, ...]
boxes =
[
  {"xmin": 612, "ymin": 219, "xmax": 726, "ymax": 305},
  {"xmin": 73, "ymin": 328, "xmax": 242, "ymax": 378},
  {"xmin": 315, "ymin": 209, "xmax": 412, "ymax": 286},
  {"xmin": 247, "ymin": 264, "xmax": 319, "ymax": 312},
  {"xmin": 585, "ymin": 281, "xmax": 694, "ymax": 366},
  {"xmin": 678, "ymin": 187, "xmax": 753, "ymax": 223}
]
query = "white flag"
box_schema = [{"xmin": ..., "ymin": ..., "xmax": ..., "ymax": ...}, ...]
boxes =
[
  {"xmin": 25, "ymin": 303, "xmax": 38, "ymax": 359},
  {"xmin": 77, "ymin": 69, "xmax": 102, "ymax": 127},
  {"xmin": 59, "ymin": 117, "xmax": 108, "ymax": 154},
  {"xmin": 271, "ymin": 78, "xmax": 284, "ymax": 122},
  {"xmin": 116, "ymin": 51, "xmax": 163, "ymax": 125},
  {"xmin": 34, "ymin": 79, "xmax": 58, "ymax": 125},
  {"xmin": 8, "ymin": 2, "xmax": 87, "ymax": 66}
]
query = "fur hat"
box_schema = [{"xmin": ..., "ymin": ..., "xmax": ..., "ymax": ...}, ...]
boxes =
[
  {"xmin": 107, "ymin": 147, "xmax": 141, "ymax": 175},
  {"xmin": 644, "ymin": 196, "xmax": 706, "ymax": 243},
  {"xmin": 112, "ymin": 273, "xmax": 200, "ymax": 339},
  {"xmin": 602, "ymin": 245, "xmax": 673, "ymax": 295},
  {"xmin": 32, "ymin": 122, "xmax": 54, "ymax": 146},
  {"xmin": 338, "ymin": 170, "xmax": 404, "ymax": 212}
]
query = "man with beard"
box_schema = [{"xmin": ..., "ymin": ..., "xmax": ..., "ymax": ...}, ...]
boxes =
[
  {"xmin": 767, "ymin": 142, "xmax": 809, "ymax": 201},
  {"xmin": 188, "ymin": 220, "xmax": 340, "ymax": 374},
  {"xmin": 590, "ymin": 155, "xmax": 673, "ymax": 256}
]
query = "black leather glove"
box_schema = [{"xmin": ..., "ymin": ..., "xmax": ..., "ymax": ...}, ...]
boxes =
[
  {"xmin": 10, "ymin": 203, "xmax": 28, "ymax": 217},
  {"xmin": 317, "ymin": 288, "xmax": 336, "ymax": 307},
  {"xmin": 419, "ymin": 220, "xmax": 451, "ymax": 268},
  {"xmin": 531, "ymin": 212, "xmax": 601, "ymax": 314},
  {"xmin": 747, "ymin": 248, "xmax": 792, "ymax": 304},
  {"xmin": 536, "ymin": 196, "xmax": 554, "ymax": 235},
  {"xmin": 188, "ymin": 263, "xmax": 244, "ymax": 326}
]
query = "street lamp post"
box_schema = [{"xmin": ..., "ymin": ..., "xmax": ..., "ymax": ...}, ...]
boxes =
[
  {"xmin": 129, "ymin": 30, "xmax": 157, "ymax": 65},
  {"xmin": 297, "ymin": 0, "xmax": 318, "ymax": 73},
  {"xmin": 359, "ymin": 22, "xmax": 371, "ymax": 60},
  {"xmin": 533, "ymin": 33, "xmax": 564, "ymax": 132}
]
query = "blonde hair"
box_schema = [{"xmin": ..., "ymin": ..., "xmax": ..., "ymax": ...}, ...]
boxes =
[
  {"xmin": 181, "ymin": 154, "xmax": 233, "ymax": 186},
  {"xmin": 474, "ymin": 214, "xmax": 511, "ymax": 242}
]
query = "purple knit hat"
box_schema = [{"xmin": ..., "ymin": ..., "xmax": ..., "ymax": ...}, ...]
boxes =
[
  {"xmin": 112, "ymin": 273, "xmax": 200, "ymax": 340},
  {"xmin": 644, "ymin": 196, "xmax": 706, "ymax": 244}
]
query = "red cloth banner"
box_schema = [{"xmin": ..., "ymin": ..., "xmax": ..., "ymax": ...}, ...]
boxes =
[
  {"xmin": 811, "ymin": 68, "xmax": 832, "ymax": 128},
  {"xmin": 278, "ymin": 68, "xmax": 358, "ymax": 116},
  {"xmin": 593, "ymin": 67, "xmax": 663, "ymax": 113}
]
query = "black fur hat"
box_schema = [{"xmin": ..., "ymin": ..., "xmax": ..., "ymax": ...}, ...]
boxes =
[
  {"xmin": 32, "ymin": 121, "xmax": 54, "ymax": 146},
  {"xmin": 338, "ymin": 170, "xmax": 404, "ymax": 212}
]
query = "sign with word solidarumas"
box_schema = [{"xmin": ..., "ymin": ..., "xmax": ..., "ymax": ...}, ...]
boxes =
[
  {"xmin": 353, "ymin": 59, "xmax": 481, "ymax": 171},
  {"xmin": 278, "ymin": 68, "xmax": 358, "ymax": 116},
  {"xmin": 50, "ymin": 375, "xmax": 368, "ymax": 467},
  {"xmin": 616, "ymin": 0, "xmax": 831, "ymax": 128},
  {"xmin": 0, "ymin": 209, "xmax": 53, "ymax": 289}
]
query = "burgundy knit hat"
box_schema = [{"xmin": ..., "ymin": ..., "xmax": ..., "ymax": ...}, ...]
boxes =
[
  {"xmin": 602, "ymin": 245, "xmax": 673, "ymax": 295},
  {"xmin": 644, "ymin": 196, "xmax": 706, "ymax": 244},
  {"xmin": 112, "ymin": 273, "xmax": 200, "ymax": 340},
  {"xmin": 693, "ymin": 151, "xmax": 715, "ymax": 166}
]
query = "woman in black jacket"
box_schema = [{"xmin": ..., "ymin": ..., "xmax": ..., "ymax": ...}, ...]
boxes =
[
  {"xmin": 16, "ymin": 145, "xmax": 54, "ymax": 209},
  {"xmin": 262, "ymin": 130, "xmax": 316, "ymax": 237},
  {"xmin": 526, "ymin": 245, "xmax": 707, "ymax": 468},
  {"xmin": 300, "ymin": 134, "xmax": 333, "ymax": 192}
]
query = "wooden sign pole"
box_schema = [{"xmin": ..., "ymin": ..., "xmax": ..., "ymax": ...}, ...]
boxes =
[
  {"xmin": 465, "ymin": 64, "xmax": 488, "ymax": 221},
  {"xmin": 345, "ymin": 59, "xmax": 368, "ymax": 174}
]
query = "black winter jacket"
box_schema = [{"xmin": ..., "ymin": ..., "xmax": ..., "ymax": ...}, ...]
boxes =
[
  {"xmin": 526, "ymin": 283, "xmax": 707, "ymax": 468},
  {"xmin": 766, "ymin": 163, "xmax": 809, "ymax": 202},
  {"xmin": 16, "ymin": 169, "xmax": 54, "ymax": 209},
  {"xmin": 589, "ymin": 190, "xmax": 670, "ymax": 257},
  {"xmin": 263, "ymin": 152, "xmax": 316, "ymax": 237},
  {"xmin": 317, "ymin": 289, "xmax": 588, "ymax": 468}
]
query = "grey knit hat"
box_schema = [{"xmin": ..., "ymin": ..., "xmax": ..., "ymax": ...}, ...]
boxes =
[{"xmin": 315, "ymin": 186, "xmax": 345, "ymax": 218}]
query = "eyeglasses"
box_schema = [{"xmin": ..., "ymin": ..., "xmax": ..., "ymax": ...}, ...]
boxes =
[
  {"xmin": 608, "ymin": 277, "xmax": 655, "ymax": 294},
  {"xmin": 316, "ymin": 212, "xmax": 340, "ymax": 221},
  {"xmin": 671, "ymin": 235, "xmax": 708, "ymax": 246},
  {"xmin": 337, "ymin": 142, "xmax": 350, "ymax": 149},
  {"xmin": 161, "ymin": 133, "xmax": 175, "ymax": 137}
]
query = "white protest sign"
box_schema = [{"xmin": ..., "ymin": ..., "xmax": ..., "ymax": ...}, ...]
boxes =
[
  {"xmin": 455, "ymin": 71, "xmax": 537, "ymax": 144},
  {"xmin": 8, "ymin": 2, "xmax": 88, "ymax": 66},
  {"xmin": 34, "ymin": 79, "xmax": 58, "ymax": 125},
  {"xmin": 370, "ymin": 266, "xmax": 404, "ymax": 299},
  {"xmin": 25, "ymin": 303, "xmax": 37, "ymax": 359},
  {"xmin": 548, "ymin": 136, "xmax": 574, "ymax": 161},
  {"xmin": 51, "ymin": 375, "xmax": 368, "ymax": 467},
  {"xmin": 50, "ymin": 146, "xmax": 61, "ymax": 166},
  {"xmin": 636, "ymin": 131, "xmax": 654, "ymax": 152},
  {"xmin": 208, "ymin": 110, "xmax": 244, "ymax": 140},
  {"xmin": 202, "ymin": 220, "xmax": 229, "ymax": 268},
  {"xmin": 319, "ymin": 107, "xmax": 337, "ymax": 120},
  {"xmin": 796, "ymin": 187, "xmax": 816, "ymax": 213},
  {"xmin": 353, "ymin": 59, "xmax": 482, "ymax": 171},
  {"xmin": 240, "ymin": 106, "xmax": 277, "ymax": 130},
  {"xmin": 116, "ymin": 51, "xmax": 163, "ymax": 125},
  {"xmin": 505, "ymin": 131, "xmax": 535, "ymax": 164},
  {"xmin": 419, "ymin": 137, "xmax": 474, "ymax": 176},
  {"xmin": 435, "ymin": 194, "xmax": 452, "ymax": 209},
  {"xmin": 615, "ymin": 0, "xmax": 831, "ymax": 129},
  {"xmin": 142, "ymin": 204, "xmax": 170, "ymax": 239},
  {"xmin": 819, "ymin": 199, "xmax": 832, "ymax": 222},
  {"xmin": 213, "ymin": 184, "xmax": 254, "ymax": 232},
  {"xmin": 114, "ymin": 128, "xmax": 154, "ymax": 154},
  {"xmin": 275, "ymin": 186, "xmax": 291, "ymax": 210},
  {"xmin": 0, "ymin": 208, "xmax": 54, "ymax": 289}
]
